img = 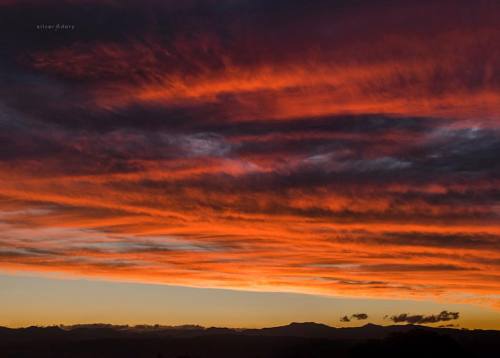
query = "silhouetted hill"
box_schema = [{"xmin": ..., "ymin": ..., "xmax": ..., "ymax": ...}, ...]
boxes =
[
  {"xmin": 241, "ymin": 322, "xmax": 470, "ymax": 340},
  {"xmin": 0, "ymin": 323, "xmax": 498, "ymax": 357},
  {"xmin": 244, "ymin": 322, "xmax": 335, "ymax": 338}
]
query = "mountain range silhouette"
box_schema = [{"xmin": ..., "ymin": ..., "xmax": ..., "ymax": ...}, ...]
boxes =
[{"xmin": 1, "ymin": 322, "xmax": 498, "ymax": 357}]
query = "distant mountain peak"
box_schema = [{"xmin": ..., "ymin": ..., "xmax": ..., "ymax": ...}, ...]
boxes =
[{"xmin": 287, "ymin": 322, "xmax": 332, "ymax": 328}]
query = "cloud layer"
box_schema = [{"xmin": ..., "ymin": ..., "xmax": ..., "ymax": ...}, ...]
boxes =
[{"xmin": 0, "ymin": 0, "xmax": 499, "ymax": 308}]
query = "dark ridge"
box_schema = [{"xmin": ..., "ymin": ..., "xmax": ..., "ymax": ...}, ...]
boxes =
[{"xmin": 0, "ymin": 322, "xmax": 498, "ymax": 357}]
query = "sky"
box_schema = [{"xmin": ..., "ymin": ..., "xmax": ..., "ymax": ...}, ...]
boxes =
[{"xmin": 0, "ymin": 0, "xmax": 499, "ymax": 329}]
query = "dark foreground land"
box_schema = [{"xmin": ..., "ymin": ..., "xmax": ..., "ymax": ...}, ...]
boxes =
[{"xmin": 1, "ymin": 322, "xmax": 499, "ymax": 358}]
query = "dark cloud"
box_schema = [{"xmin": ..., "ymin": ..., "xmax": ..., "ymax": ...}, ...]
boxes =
[
  {"xmin": 322, "ymin": 229, "xmax": 500, "ymax": 251},
  {"xmin": 376, "ymin": 232, "xmax": 500, "ymax": 250},
  {"xmin": 340, "ymin": 315, "xmax": 350, "ymax": 322},
  {"xmin": 351, "ymin": 313, "xmax": 369, "ymax": 320},
  {"xmin": 360, "ymin": 264, "xmax": 476, "ymax": 272},
  {"xmin": 341, "ymin": 313, "xmax": 369, "ymax": 322},
  {"xmin": 389, "ymin": 311, "xmax": 460, "ymax": 325}
]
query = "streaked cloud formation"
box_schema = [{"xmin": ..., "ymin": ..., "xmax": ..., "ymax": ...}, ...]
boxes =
[
  {"xmin": 0, "ymin": 0, "xmax": 499, "ymax": 311},
  {"xmin": 340, "ymin": 313, "xmax": 368, "ymax": 323},
  {"xmin": 389, "ymin": 311, "xmax": 460, "ymax": 325}
]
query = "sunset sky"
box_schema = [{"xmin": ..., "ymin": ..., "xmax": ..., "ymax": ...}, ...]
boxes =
[{"xmin": 0, "ymin": 0, "xmax": 499, "ymax": 329}]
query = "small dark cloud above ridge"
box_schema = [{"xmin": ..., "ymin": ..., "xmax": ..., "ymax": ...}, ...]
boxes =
[
  {"xmin": 340, "ymin": 313, "xmax": 369, "ymax": 322},
  {"xmin": 388, "ymin": 311, "xmax": 460, "ymax": 324}
]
